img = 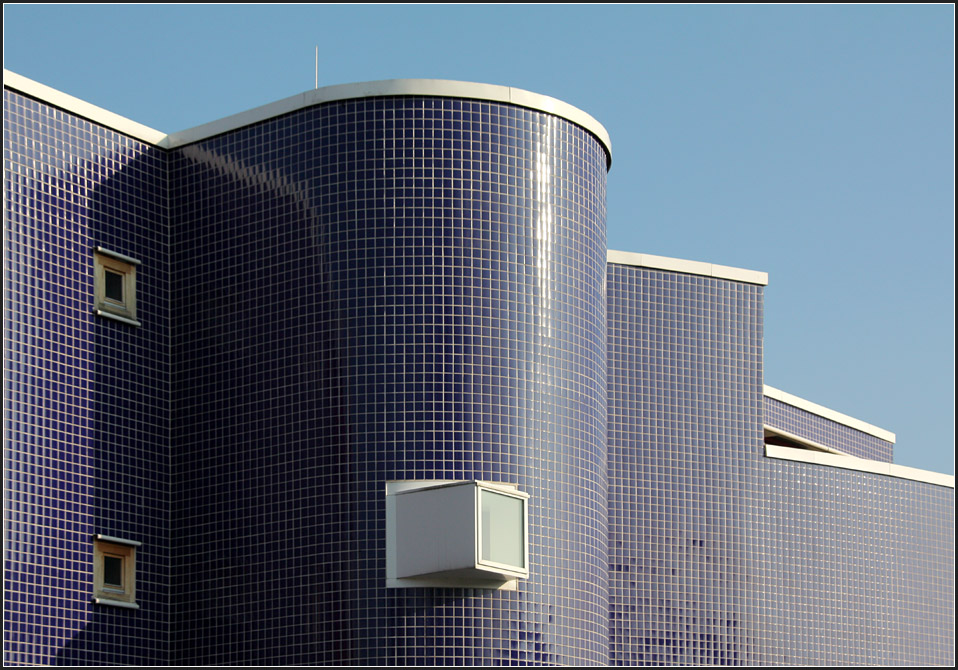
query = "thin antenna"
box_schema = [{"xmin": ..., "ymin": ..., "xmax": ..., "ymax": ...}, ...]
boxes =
[{"xmin": 315, "ymin": 46, "xmax": 318, "ymax": 89}]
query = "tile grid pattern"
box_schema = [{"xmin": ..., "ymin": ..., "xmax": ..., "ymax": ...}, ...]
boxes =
[
  {"xmin": 757, "ymin": 459, "xmax": 954, "ymax": 664},
  {"xmin": 764, "ymin": 396, "xmax": 893, "ymax": 462},
  {"xmin": 607, "ymin": 265, "xmax": 765, "ymax": 665},
  {"xmin": 607, "ymin": 263, "xmax": 953, "ymax": 666},
  {"xmin": 4, "ymin": 81, "xmax": 953, "ymax": 667},
  {"xmin": 169, "ymin": 96, "xmax": 610, "ymax": 665},
  {"xmin": 4, "ymin": 89, "xmax": 170, "ymax": 666}
]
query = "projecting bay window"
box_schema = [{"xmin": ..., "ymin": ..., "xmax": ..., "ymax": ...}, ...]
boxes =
[{"xmin": 386, "ymin": 480, "xmax": 529, "ymax": 589}]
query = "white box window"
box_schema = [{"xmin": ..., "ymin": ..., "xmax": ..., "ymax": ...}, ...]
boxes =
[{"xmin": 386, "ymin": 480, "xmax": 529, "ymax": 589}]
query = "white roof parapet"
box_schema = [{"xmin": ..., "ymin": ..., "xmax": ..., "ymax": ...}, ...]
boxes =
[
  {"xmin": 3, "ymin": 71, "xmax": 613, "ymax": 167},
  {"xmin": 4, "ymin": 70, "xmax": 166, "ymax": 145},
  {"xmin": 764, "ymin": 385, "xmax": 896, "ymax": 443},
  {"xmin": 764, "ymin": 444, "xmax": 954, "ymax": 488},
  {"xmin": 162, "ymin": 79, "xmax": 612, "ymax": 165},
  {"xmin": 607, "ymin": 249, "xmax": 769, "ymax": 286}
]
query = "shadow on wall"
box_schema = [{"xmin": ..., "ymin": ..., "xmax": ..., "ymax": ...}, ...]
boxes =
[
  {"xmin": 46, "ymin": 129, "xmax": 332, "ymax": 665},
  {"xmin": 34, "ymin": 145, "xmax": 172, "ymax": 665}
]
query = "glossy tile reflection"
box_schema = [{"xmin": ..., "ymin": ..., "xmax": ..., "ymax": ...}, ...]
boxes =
[
  {"xmin": 168, "ymin": 95, "xmax": 610, "ymax": 665},
  {"xmin": 4, "ymin": 73, "xmax": 953, "ymax": 667}
]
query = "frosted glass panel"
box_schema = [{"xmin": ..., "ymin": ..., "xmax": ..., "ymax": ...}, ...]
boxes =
[{"xmin": 480, "ymin": 490, "xmax": 525, "ymax": 568}]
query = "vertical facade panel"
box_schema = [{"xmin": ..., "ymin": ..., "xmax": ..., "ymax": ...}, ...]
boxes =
[
  {"xmin": 4, "ymin": 89, "xmax": 170, "ymax": 666},
  {"xmin": 606, "ymin": 266, "xmax": 766, "ymax": 665}
]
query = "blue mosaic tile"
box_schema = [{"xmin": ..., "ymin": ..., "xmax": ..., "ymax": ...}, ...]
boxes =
[
  {"xmin": 4, "ymin": 88, "xmax": 170, "ymax": 666},
  {"xmin": 167, "ymin": 97, "xmax": 610, "ymax": 665},
  {"xmin": 764, "ymin": 396, "xmax": 893, "ymax": 462},
  {"xmin": 4, "ymin": 79, "xmax": 953, "ymax": 667}
]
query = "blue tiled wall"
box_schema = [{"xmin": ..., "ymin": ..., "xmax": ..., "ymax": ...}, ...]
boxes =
[
  {"xmin": 606, "ymin": 263, "xmax": 954, "ymax": 666},
  {"xmin": 606, "ymin": 265, "xmax": 766, "ymax": 665},
  {"xmin": 4, "ymin": 89, "xmax": 170, "ymax": 666},
  {"xmin": 4, "ymin": 79, "xmax": 953, "ymax": 667},
  {"xmin": 764, "ymin": 396, "xmax": 893, "ymax": 461},
  {"xmin": 168, "ymin": 97, "xmax": 610, "ymax": 665},
  {"xmin": 756, "ymin": 459, "xmax": 954, "ymax": 664}
]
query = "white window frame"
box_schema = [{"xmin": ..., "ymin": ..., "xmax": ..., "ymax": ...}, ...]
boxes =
[{"xmin": 475, "ymin": 483, "xmax": 529, "ymax": 577}]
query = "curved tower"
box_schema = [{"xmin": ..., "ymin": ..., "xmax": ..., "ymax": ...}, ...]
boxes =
[{"xmin": 168, "ymin": 81, "xmax": 612, "ymax": 664}]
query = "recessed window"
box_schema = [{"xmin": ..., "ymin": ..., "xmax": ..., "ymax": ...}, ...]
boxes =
[
  {"xmin": 103, "ymin": 554, "xmax": 123, "ymax": 587},
  {"xmin": 104, "ymin": 269, "xmax": 124, "ymax": 302},
  {"xmin": 93, "ymin": 247, "xmax": 140, "ymax": 326},
  {"xmin": 763, "ymin": 426, "xmax": 849, "ymax": 456},
  {"xmin": 92, "ymin": 535, "xmax": 140, "ymax": 609}
]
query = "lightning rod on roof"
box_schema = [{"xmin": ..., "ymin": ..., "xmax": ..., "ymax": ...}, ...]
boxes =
[{"xmin": 315, "ymin": 46, "xmax": 318, "ymax": 89}]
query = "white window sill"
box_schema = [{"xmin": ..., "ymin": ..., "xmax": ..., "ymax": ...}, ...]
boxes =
[
  {"xmin": 92, "ymin": 597, "xmax": 139, "ymax": 609},
  {"xmin": 94, "ymin": 309, "xmax": 141, "ymax": 327}
]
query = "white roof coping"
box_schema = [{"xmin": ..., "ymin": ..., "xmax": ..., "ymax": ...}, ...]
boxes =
[
  {"xmin": 4, "ymin": 70, "xmax": 166, "ymax": 145},
  {"xmin": 764, "ymin": 444, "xmax": 954, "ymax": 488},
  {"xmin": 764, "ymin": 385, "xmax": 896, "ymax": 443},
  {"xmin": 607, "ymin": 249, "xmax": 769, "ymax": 286},
  {"xmin": 4, "ymin": 71, "xmax": 612, "ymax": 167},
  {"xmin": 164, "ymin": 79, "xmax": 613, "ymax": 165}
]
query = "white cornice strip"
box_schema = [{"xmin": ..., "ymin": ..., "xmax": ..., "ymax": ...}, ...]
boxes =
[
  {"xmin": 4, "ymin": 70, "xmax": 166, "ymax": 145},
  {"xmin": 764, "ymin": 385, "xmax": 895, "ymax": 443},
  {"xmin": 162, "ymin": 79, "xmax": 613, "ymax": 166},
  {"xmin": 765, "ymin": 444, "xmax": 953, "ymax": 488},
  {"xmin": 4, "ymin": 71, "xmax": 612, "ymax": 167},
  {"xmin": 607, "ymin": 249, "xmax": 769, "ymax": 286}
]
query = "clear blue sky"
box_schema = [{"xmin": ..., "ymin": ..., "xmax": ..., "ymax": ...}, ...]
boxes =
[{"xmin": 4, "ymin": 5, "xmax": 954, "ymax": 474}]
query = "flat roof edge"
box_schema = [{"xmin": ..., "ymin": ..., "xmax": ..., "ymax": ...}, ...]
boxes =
[
  {"xmin": 162, "ymin": 79, "xmax": 613, "ymax": 165},
  {"xmin": 4, "ymin": 70, "xmax": 166, "ymax": 145},
  {"xmin": 765, "ymin": 444, "xmax": 953, "ymax": 488},
  {"xmin": 607, "ymin": 249, "xmax": 769, "ymax": 285},
  {"xmin": 764, "ymin": 385, "xmax": 896, "ymax": 443},
  {"xmin": 3, "ymin": 72, "xmax": 612, "ymax": 166}
]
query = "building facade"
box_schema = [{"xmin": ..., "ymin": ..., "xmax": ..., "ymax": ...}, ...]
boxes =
[{"xmin": 3, "ymin": 71, "xmax": 953, "ymax": 666}]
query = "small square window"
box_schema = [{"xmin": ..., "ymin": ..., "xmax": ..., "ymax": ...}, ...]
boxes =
[
  {"xmin": 103, "ymin": 555, "xmax": 123, "ymax": 586},
  {"xmin": 92, "ymin": 535, "xmax": 140, "ymax": 609},
  {"xmin": 94, "ymin": 247, "xmax": 140, "ymax": 326},
  {"xmin": 104, "ymin": 269, "xmax": 124, "ymax": 302}
]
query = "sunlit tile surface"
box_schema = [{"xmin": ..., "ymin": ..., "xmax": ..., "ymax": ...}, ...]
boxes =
[
  {"xmin": 764, "ymin": 396, "xmax": 893, "ymax": 461},
  {"xmin": 607, "ymin": 263, "xmax": 954, "ymax": 666},
  {"xmin": 168, "ymin": 96, "xmax": 610, "ymax": 665},
  {"xmin": 607, "ymin": 266, "xmax": 765, "ymax": 665},
  {"xmin": 3, "ymin": 79, "xmax": 953, "ymax": 667}
]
